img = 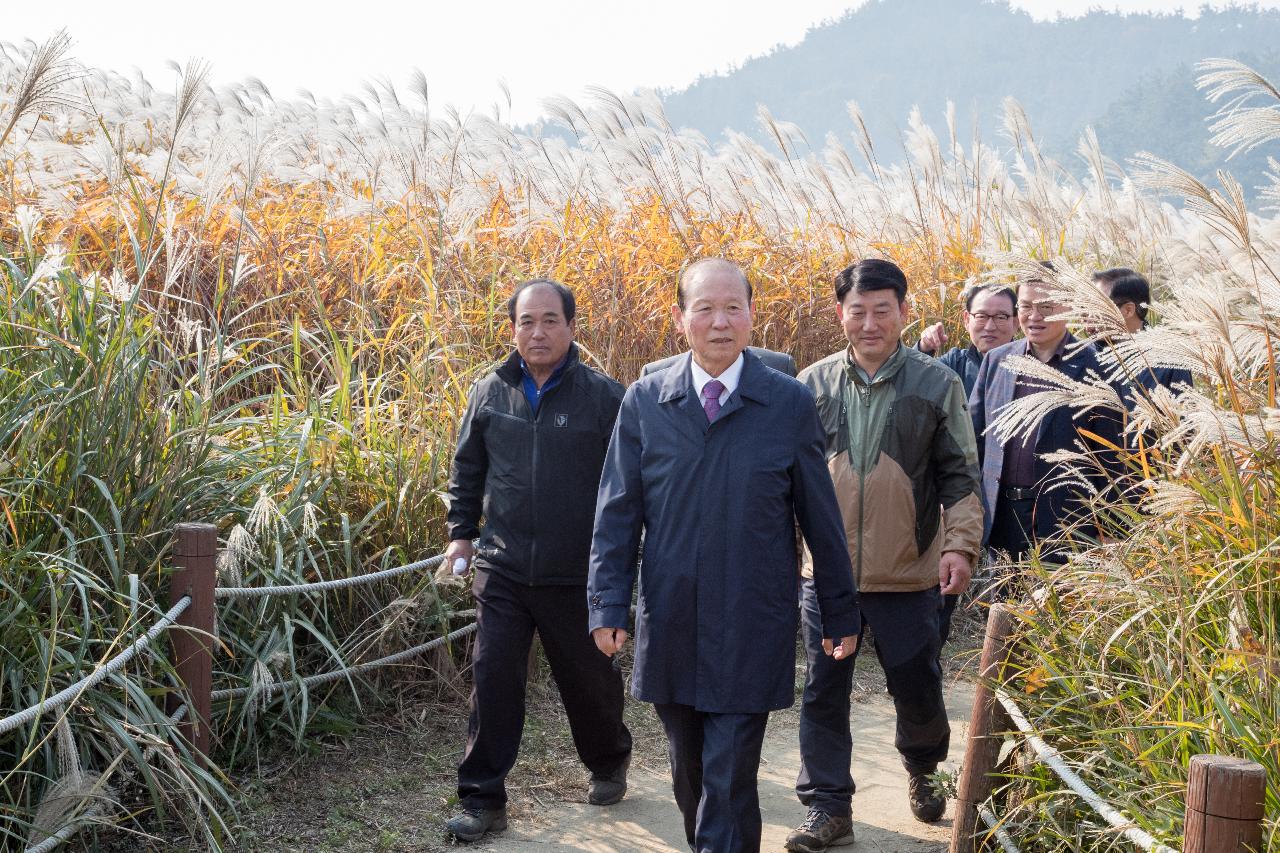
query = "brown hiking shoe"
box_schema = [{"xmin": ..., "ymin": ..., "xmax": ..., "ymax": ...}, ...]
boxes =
[
  {"xmin": 784, "ymin": 808, "xmax": 855, "ymax": 852},
  {"xmin": 908, "ymin": 771, "xmax": 946, "ymax": 823}
]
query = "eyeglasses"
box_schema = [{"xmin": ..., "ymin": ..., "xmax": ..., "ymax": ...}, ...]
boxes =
[
  {"xmin": 1016, "ymin": 301, "xmax": 1064, "ymax": 316},
  {"xmin": 969, "ymin": 312, "xmax": 1013, "ymax": 324}
]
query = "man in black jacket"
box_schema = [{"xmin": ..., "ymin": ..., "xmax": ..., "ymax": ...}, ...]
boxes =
[
  {"xmin": 1091, "ymin": 268, "xmax": 1193, "ymax": 395},
  {"xmin": 443, "ymin": 279, "xmax": 632, "ymax": 842}
]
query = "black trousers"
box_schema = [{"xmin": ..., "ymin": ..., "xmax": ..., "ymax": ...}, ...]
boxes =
[
  {"xmin": 796, "ymin": 580, "xmax": 950, "ymax": 819},
  {"xmin": 653, "ymin": 702, "xmax": 769, "ymax": 853},
  {"xmin": 987, "ymin": 495, "xmax": 1036, "ymax": 562},
  {"xmin": 457, "ymin": 568, "xmax": 632, "ymax": 809}
]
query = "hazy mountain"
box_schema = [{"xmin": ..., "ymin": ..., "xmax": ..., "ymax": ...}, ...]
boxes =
[{"xmin": 659, "ymin": 0, "xmax": 1280, "ymax": 195}]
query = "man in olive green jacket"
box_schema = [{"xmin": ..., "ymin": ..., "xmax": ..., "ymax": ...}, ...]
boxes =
[{"xmin": 786, "ymin": 259, "xmax": 984, "ymax": 853}]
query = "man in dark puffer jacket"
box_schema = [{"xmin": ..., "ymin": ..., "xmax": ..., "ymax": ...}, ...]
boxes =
[{"xmin": 443, "ymin": 279, "xmax": 632, "ymax": 842}]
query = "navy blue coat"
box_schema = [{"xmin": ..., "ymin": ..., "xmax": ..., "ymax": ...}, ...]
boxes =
[
  {"xmin": 587, "ymin": 350, "xmax": 861, "ymax": 714},
  {"xmin": 969, "ymin": 336, "xmax": 1125, "ymax": 546}
]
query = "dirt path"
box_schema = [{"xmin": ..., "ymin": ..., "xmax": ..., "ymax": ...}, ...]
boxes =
[{"xmin": 471, "ymin": 680, "xmax": 976, "ymax": 852}]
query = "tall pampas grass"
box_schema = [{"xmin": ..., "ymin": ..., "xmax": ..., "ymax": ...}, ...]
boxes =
[{"xmin": 1, "ymin": 43, "xmax": 1278, "ymax": 849}]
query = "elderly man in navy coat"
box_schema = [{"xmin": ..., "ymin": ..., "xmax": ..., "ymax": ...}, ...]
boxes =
[{"xmin": 587, "ymin": 258, "xmax": 862, "ymax": 853}]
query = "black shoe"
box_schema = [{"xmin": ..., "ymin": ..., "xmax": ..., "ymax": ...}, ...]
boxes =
[
  {"xmin": 445, "ymin": 806, "xmax": 508, "ymax": 842},
  {"xmin": 908, "ymin": 771, "xmax": 946, "ymax": 823},
  {"xmin": 588, "ymin": 754, "xmax": 630, "ymax": 805},
  {"xmin": 784, "ymin": 808, "xmax": 855, "ymax": 852}
]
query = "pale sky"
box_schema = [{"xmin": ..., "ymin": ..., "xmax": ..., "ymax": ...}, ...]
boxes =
[{"xmin": 6, "ymin": 1, "xmax": 1276, "ymax": 123}]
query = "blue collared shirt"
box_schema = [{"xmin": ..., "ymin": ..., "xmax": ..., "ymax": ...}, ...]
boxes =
[{"xmin": 520, "ymin": 354, "xmax": 570, "ymax": 416}]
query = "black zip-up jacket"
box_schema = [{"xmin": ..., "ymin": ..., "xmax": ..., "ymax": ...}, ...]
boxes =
[{"xmin": 446, "ymin": 344, "xmax": 625, "ymax": 585}]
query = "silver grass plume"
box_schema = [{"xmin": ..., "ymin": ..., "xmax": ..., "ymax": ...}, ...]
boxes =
[
  {"xmin": 26, "ymin": 718, "xmax": 109, "ymax": 846},
  {"xmin": 1196, "ymin": 58, "xmax": 1280, "ymax": 159},
  {"xmin": 0, "ymin": 30, "xmax": 80, "ymax": 149},
  {"xmin": 986, "ymin": 354, "xmax": 1125, "ymax": 446}
]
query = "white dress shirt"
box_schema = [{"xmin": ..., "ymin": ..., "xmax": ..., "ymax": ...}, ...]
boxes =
[{"xmin": 689, "ymin": 352, "xmax": 744, "ymax": 407}]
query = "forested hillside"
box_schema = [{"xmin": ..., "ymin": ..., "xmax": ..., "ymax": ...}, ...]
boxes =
[{"xmin": 658, "ymin": 0, "xmax": 1280, "ymax": 196}]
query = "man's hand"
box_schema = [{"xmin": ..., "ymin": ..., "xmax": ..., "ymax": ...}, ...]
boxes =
[
  {"xmin": 444, "ymin": 539, "xmax": 475, "ymax": 576},
  {"xmin": 822, "ymin": 635, "xmax": 860, "ymax": 660},
  {"xmin": 919, "ymin": 322, "xmax": 947, "ymax": 355},
  {"xmin": 592, "ymin": 627, "xmax": 629, "ymax": 657},
  {"xmin": 939, "ymin": 551, "xmax": 972, "ymax": 595}
]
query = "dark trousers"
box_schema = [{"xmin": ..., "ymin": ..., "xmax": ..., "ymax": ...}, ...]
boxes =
[
  {"xmin": 796, "ymin": 580, "xmax": 950, "ymax": 819},
  {"xmin": 938, "ymin": 593, "xmax": 959, "ymax": 647},
  {"xmin": 987, "ymin": 495, "xmax": 1035, "ymax": 562},
  {"xmin": 653, "ymin": 702, "xmax": 769, "ymax": 853},
  {"xmin": 457, "ymin": 569, "xmax": 631, "ymax": 809}
]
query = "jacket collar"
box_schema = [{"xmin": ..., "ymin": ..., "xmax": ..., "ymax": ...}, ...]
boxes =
[
  {"xmin": 497, "ymin": 342, "xmax": 581, "ymax": 385},
  {"xmin": 844, "ymin": 342, "xmax": 906, "ymax": 386},
  {"xmin": 657, "ymin": 349, "xmax": 772, "ymax": 407},
  {"xmin": 1010, "ymin": 333, "xmax": 1093, "ymax": 377}
]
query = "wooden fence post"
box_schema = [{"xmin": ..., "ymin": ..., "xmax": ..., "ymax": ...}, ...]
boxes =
[
  {"xmin": 1183, "ymin": 754, "xmax": 1266, "ymax": 853},
  {"xmin": 168, "ymin": 522, "xmax": 217, "ymax": 766},
  {"xmin": 951, "ymin": 603, "xmax": 1016, "ymax": 853}
]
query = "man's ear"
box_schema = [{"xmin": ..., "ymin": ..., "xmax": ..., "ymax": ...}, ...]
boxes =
[
  {"xmin": 1120, "ymin": 302, "xmax": 1137, "ymax": 320},
  {"xmin": 670, "ymin": 303, "xmax": 683, "ymax": 326}
]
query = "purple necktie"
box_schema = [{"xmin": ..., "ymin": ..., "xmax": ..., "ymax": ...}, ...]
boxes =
[{"xmin": 702, "ymin": 379, "xmax": 725, "ymax": 422}]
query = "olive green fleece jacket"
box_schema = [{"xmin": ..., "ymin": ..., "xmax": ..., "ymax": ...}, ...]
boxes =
[{"xmin": 799, "ymin": 344, "xmax": 984, "ymax": 592}]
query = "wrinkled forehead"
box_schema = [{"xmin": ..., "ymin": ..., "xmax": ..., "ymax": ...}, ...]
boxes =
[{"xmin": 684, "ymin": 268, "xmax": 750, "ymax": 305}]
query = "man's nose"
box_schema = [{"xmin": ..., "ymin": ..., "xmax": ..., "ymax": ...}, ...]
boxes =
[{"xmin": 711, "ymin": 310, "xmax": 730, "ymax": 328}]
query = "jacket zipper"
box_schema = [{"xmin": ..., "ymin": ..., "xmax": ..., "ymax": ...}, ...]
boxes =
[
  {"xmin": 525, "ymin": 374, "xmax": 567, "ymax": 586},
  {"xmin": 854, "ymin": 379, "xmax": 870, "ymax": 587}
]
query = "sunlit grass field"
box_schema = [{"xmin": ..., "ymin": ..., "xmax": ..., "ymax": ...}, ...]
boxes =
[{"xmin": 0, "ymin": 35, "xmax": 1276, "ymax": 850}]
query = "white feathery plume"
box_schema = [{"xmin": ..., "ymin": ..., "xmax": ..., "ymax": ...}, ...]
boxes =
[
  {"xmin": 986, "ymin": 355, "xmax": 1125, "ymax": 446},
  {"xmin": 14, "ymin": 204, "xmax": 43, "ymax": 248},
  {"xmin": 246, "ymin": 487, "xmax": 282, "ymax": 539},
  {"xmin": 1139, "ymin": 480, "xmax": 1206, "ymax": 518},
  {"xmin": 226, "ymin": 522, "xmax": 259, "ymax": 569}
]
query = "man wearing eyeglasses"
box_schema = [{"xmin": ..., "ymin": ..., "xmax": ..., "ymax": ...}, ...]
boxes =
[
  {"xmin": 916, "ymin": 283, "xmax": 1018, "ymax": 397},
  {"xmin": 969, "ymin": 268, "xmax": 1124, "ymax": 563},
  {"xmin": 915, "ymin": 283, "xmax": 1018, "ymax": 642}
]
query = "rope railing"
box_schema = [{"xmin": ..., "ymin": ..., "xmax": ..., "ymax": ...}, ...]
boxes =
[
  {"xmin": 211, "ymin": 621, "xmax": 478, "ymax": 702},
  {"xmin": 7, "ymin": 528, "xmax": 484, "ymax": 853},
  {"xmin": 214, "ymin": 554, "xmax": 446, "ymax": 600},
  {"xmin": 994, "ymin": 688, "xmax": 1178, "ymax": 853},
  {"xmin": 24, "ymin": 803, "xmax": 105, "ymax": 853},
  {"xmin": 953, "ymin": 604, "xmax": 1265, "ymax": 853},
  {"xmin": 0, "ymin": 596, "xmax": 192, "ymax": 736},
  {"xmin": 978, "ymin": 804, "xmax": 1022, "ymax": 853}
]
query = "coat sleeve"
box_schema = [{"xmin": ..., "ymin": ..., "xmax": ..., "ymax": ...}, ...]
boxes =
[
  {"xmin": 934, "ymin": 374, "xmax": 984, "ymax": 560},
  {"xmin": 968, "ymin": 353, "xmax": 993, "ymax": 468},
  {"xmin": 1083, "ymin": 376, "xmax": 1129, "ymax": 497},
  {"xmin": 791, "ymin": 393, "xmax": 861, "ymax": 640},
  {"xmin": 587, "ymin": 386, "xmax": 645, "ymax": 632},
  {"xmin": 600, "ymin": 379, "xmax": 625, "ymax": 455},
  {"xmin": 446, "ymin": 384, "xmax": 487, "ymax": 541}
]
